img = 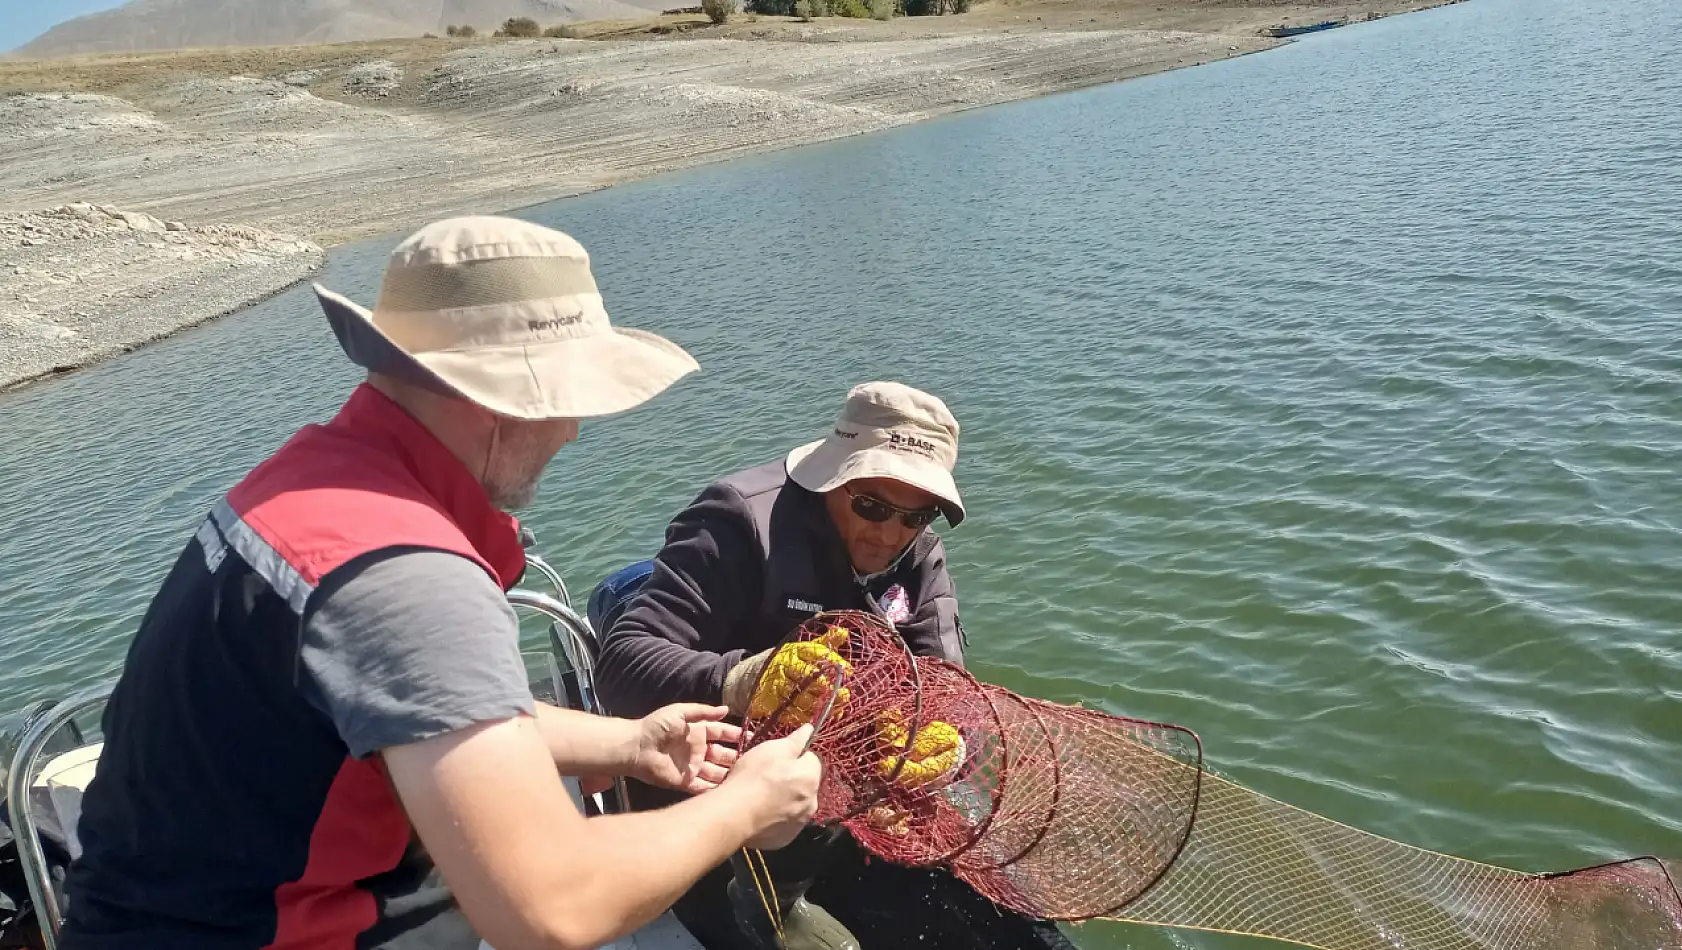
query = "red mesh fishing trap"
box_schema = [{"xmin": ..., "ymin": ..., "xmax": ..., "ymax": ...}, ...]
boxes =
[{"xmin": 740, "ymin": 610, "xmax": 1682, "ymax": 950}]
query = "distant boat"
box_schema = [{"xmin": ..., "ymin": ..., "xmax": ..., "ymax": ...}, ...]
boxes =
[{"xmin": 1262, "ymin": 18, "xmax": 1345, "ymax": 38}]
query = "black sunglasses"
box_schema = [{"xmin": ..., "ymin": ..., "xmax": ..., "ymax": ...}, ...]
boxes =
[{"xmin": 845, "ymin": 485, "xmax": 940, "ymax": 530}]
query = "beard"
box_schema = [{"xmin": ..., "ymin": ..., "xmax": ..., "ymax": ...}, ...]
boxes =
[
  {"xmin": 487, "ymin": 472, "xmax": 542, "ymax": 512},
  {"xmin": 483, "ymin": 421, "xmax": 567, "ymax": 511}
]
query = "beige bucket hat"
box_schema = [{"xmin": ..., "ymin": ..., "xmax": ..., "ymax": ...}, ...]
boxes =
[
  {"xmin": 787, "ymin": 381, "xmax": 965, "ymax": 527},
  {"xmin": 313, "ymin": 215, "xmax": 698, "ymax": 420}
]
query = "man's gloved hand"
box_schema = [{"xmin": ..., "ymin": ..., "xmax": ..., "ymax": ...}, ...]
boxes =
[
  {"xmin": 724, "ymin": 649, "xmax": 774, "ymax": 718},
  {"xmin": 726, "ymin": 626, "xmax": 854, "ymax": 724}
]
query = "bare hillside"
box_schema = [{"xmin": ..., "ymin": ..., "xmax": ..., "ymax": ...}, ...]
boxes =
[{"xmin": 16, "ymin": 0, "xmax": 667, "ymax": 58}]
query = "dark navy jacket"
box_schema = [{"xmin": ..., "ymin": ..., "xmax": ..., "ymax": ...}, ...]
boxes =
[{"xmin": 596, "ymin": 458, "xmax": 965, "ymax": 719}]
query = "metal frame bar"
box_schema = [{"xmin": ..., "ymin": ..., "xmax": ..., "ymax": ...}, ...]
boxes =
[
  {"xmin": 524, "ymin": 554, "xmax": 571, "ymax": 609},
  {"xmin": 506, "ymin": 589, "xmax": 598, "ymax": 689},
  {"xmin": 6, "ymin": 680, "xmax": 113, "ymax": 950},
  {"xmin": 503, "ymin": 588, "xmax": 621, "ymax": 815}
]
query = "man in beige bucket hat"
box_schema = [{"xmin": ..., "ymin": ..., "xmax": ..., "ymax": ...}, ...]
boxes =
[
  {"xmin": 594, "ymin": 382, "xmax": 1075, "ymax": 950},
  {"xmin": 62, "ymin": 215, "xmax": 822, "ymax": 950},
  {"xmin": 314, "ymin": 215, "xmax": 701, "ymax": 424}
]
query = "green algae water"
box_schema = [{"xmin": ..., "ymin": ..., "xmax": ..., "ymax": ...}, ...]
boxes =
[{"xmin": 1, "ymin": 0, "xmax": 1678, "ymax": 946}]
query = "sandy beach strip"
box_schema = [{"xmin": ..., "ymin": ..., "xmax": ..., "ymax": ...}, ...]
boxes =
[{"xmin": 0, "ymin": 0, "xmax": 1463, "ymax": 391}]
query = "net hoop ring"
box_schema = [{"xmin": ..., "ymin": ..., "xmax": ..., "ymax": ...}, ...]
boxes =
[
  {"xmin": 962, "ymin": 687, "xmax": 1063, "ymax": 873},
  {"xmin": 872, "ymin": 654, "xmax": 1011, "ymax": 867},
  {"xmin": 1088, "ymin": 711, "xmax": 1205, "ymax": 922},
  {"xmin": 740, "ymin": 610, "xmax": 1009, "ymax": 865}
]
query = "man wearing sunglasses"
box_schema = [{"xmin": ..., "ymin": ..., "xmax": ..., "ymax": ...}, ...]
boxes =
[{"xmin": 596, "ymin": 382, "xmax": 1074, "ymax": 950}]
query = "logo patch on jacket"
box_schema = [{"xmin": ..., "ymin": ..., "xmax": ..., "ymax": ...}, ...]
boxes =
[
  {"xmin": 786, "ymin": 597, "xmax": 823, "ymax": 614},
  {"xmin": 880, "ymin": 585, "xmax": 912, "ymax": 624}
]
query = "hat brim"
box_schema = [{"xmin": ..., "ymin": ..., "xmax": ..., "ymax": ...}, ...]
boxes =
[
  {"xmin": 786, "ymin": 437, "xmax": 965, "ymax": 527},
  {"xmin": 315, "ymin": 284, "xmax": 698, "ymax": 420}
]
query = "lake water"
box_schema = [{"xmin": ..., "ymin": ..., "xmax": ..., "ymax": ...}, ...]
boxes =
[{"xmin": 1, "ymin": 0, "xmax": 1679, "ymax": 945}]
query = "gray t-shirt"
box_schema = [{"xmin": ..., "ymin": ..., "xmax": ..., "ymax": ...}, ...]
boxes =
[{"xmin": 300, "ymin": 549, "xmax": 536, "ymax": 758}]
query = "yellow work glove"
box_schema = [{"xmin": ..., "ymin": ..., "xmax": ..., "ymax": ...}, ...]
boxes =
[
  {"xmin": 723, "ymin": 648, "xmax": 774, "ymax": 718},
  {"xmin": 876, "ymin": 712, "xmax": 965, "ymax": 789},
  {"xmin": 725, "ymin": 626, "xmax": 852, "ymax": 726}
]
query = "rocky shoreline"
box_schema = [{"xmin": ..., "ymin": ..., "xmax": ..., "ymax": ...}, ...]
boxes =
[
  {"xmin": 0, "ymin": 0, "xmax": 1464, "ymax": 392},
  {"xmin": 1, "ymin": 205, "xmax": 323, "ymax": 390}
]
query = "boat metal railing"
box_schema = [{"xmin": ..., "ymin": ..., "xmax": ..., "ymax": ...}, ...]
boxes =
[
  {"xmin": 524, "ymin": 552, "xmax": 572, "ymax": 609},
  {"xmin": 518, "ymin": 526, "xmax": 571, "ymax": 609},
  {"xmin": 509, "ymin": 588, "xmax": 597, "ymax": 686},
  {"xmin": 505, "ymin": 588, "xmax": 622, "ymax": 815},
  {"xmin": 5, "ymin": 680, "xmax": 113, "ymax": 950}
]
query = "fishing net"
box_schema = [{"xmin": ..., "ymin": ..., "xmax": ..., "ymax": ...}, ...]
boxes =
[{"xmin": 741, "ymin": 610, "xmax": 1682, "ymax": 950}]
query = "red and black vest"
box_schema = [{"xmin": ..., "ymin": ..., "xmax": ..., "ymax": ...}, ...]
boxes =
[{"xmin": 62, "ymin": 383, "xmax": 525, "ymax": 950}]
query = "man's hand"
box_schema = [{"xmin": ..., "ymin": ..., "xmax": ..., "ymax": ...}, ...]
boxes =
[
  {"xmin": 630, "ymin": 703, "xmax": 741, "ymax": 794},
  {"xmin": 726, "ymin": 724, "xmax": 823, "ymax": 850},
  {"xmin": 385, "ymin": 714, "xmax": 823, "ymax": 950}
]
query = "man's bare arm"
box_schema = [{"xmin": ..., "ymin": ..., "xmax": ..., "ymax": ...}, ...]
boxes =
[
  {"xmin": 384, "ymin": 715, "xmax": 817, "ymax": 950},
  {"xmin": 530, "ymin": 701, "xmax": 641, "ymax": 771},
  {"xmin": 531, "ymin": 700, "xmax": 740, "ymax": 793}
]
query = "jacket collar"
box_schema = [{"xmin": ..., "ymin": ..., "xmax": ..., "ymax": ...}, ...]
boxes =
[{"xmin": 330, "ymin": 383, "xmax": 527, "ymax": 588}]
